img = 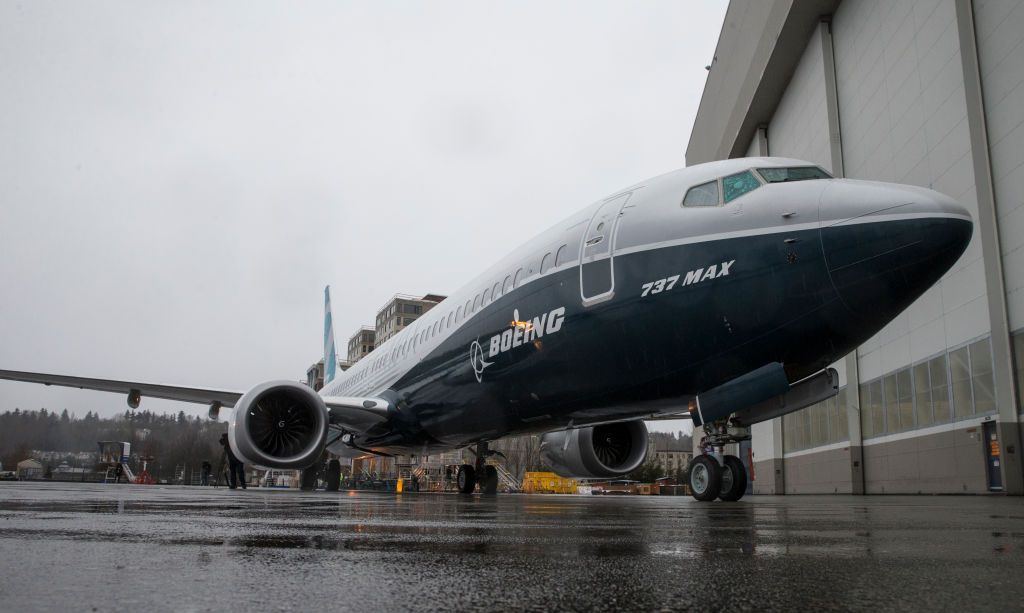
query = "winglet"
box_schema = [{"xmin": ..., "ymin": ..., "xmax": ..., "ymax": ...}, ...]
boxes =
[{"xmin": 324, "ymin": 285, "xmax": 338, "ymax": 384}]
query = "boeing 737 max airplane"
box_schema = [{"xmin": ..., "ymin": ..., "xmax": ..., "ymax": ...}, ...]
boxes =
[{"xmin": 0, "ymin": 157, "xmax": 973, "ymax": 501}]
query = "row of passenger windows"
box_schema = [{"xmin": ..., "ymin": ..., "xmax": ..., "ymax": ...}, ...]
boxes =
[
  {"xmin": 682, "ymin": 166, "xmax": 831, "ymax": 207},
  {"xmin": 782, "ymin": 337, "xmax": 997, "ymax": 453},
  {"xmin": 356, "ymin": 242, "xmax": 574, "ymax": 378}
]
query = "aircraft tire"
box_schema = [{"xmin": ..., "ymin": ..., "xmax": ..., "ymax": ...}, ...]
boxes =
[
  {"xmin": 325, "ymin": 459, "xmax": 341, "ymax": 492},
  {"xmin": 481, "ymin": 465, "xmax": 498, "ymax": 494},
  {"xmin": 457, "ymin": 464, "xmax": 476, "ymax": 494},
  {"xmin": 689, "ymin": 455, "xmax": 722, "ymax": 502},
  {"xmin": 300, "ymin": 465, "xmax": 319, "ymax": 491},
  {"xmin": 718, "ymin": 455, "xmax": 747, "ymax": 502}
]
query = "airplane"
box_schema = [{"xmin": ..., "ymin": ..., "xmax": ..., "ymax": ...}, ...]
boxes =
[{"xmin": 0, "ymin": 157, "xmax": 973, "ymax": 501}]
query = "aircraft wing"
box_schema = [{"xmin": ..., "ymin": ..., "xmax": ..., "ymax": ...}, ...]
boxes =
[
  {"xmin": 0, "ymin": 369, "xmax": 243, "ymax": 407},
  {"xmin": 644, "ymin": 412, "xmax": 695, "ymax": 421},
  {"xmin": 0, "ymin": 369, "xmax": 391, "ymax": 435}
]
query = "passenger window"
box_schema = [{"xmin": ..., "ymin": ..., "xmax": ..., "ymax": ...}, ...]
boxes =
[
  {"xmin": 502, "ymin": 275, "xmax": 512, "ymax": 294},
  {"xmin": 722, "ymin": 171, "xmax": 761, "ymax": 203},
  {"xmin": 540, "ymin": 252, "xmax": 552, "ymax": 274},
  {"xmin": 682, "ymin": 180, "xmax": 720, "ymax": 206},
  {"xmin": 554, "ymin": 244, "xmax": 568, "ymax": 267},
  {"xmin": 493, "ymin": 281, "xmax": 501, "ymax": 299},
  {"xmin": 456, "ymin": 306, "xmax": 463, "ymax": 322},
  {"xmin": 464, "ymin": 300, "xmax": 471, "ymax": 316},
  {"xmin": 447, "ymin": 311, "xmax": 454, "ymax": 328},
  {"xmin": 483, "ymin": 287, "xmax": 491, "ymax": 305},
  {"xmin": 513, "ymin": 268, "xmax": 523, "ymax": 288},
  {"xmin": 473, "ymin": 294, "xmax": 480, "ymax": 311}
]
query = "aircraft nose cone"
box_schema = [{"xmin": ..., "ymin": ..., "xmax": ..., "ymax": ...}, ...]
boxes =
[{"xmin": 820, "ymin": 183, "xmax": 973, "ymax": 319}]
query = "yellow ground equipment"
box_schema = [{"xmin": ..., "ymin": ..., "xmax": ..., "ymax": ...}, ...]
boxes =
[{"xmin": 521, "ymin": 471, "xmax": 578, "ymax": 494}]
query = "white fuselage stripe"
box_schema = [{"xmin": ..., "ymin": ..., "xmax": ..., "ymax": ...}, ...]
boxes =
[{"xmin": 614, "ymin": 212, "xmax": 970, "ymax": 258}]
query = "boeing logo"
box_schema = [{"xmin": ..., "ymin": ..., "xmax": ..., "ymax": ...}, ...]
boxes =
[
  {"xmin": 468, "ymin": 306, "xmax": 567, "ymax": 382},
  {"xmin": 469, "ymin": 340, "xmax": 493, "ymax": 383}
]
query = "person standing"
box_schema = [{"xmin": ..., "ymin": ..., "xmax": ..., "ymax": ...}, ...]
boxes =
[
  {"xmin": 200, "ymin": 460, "xmax": 212, "ymax": 486},
  {"xmin": 219, "ymin": 433, "xmax": 246, "ymax": 490}
]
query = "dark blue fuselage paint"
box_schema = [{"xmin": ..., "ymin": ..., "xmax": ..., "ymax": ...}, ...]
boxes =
[{"xmin": 354, "ymin": 215, "xmax": 972, "ymax": 453}]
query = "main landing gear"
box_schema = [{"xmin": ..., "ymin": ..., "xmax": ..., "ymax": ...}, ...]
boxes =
[
  {"xmin": 456, "ymin": 442, "xmax": 501, "ymax": 495},
  {"xmin": 688, "ymin": 420, "xmax": 750, "ymax": 502}
]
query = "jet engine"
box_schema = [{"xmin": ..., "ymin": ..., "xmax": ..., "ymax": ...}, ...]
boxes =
[
  {"xmin": 229, "ymin": 380, "xmax": 328, "ymax": 469},
  {"xmin": 539, "ymin": 421, "xmax": 648, "ymax": 479}
]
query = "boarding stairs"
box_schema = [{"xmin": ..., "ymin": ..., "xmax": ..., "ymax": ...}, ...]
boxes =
[
  {"xmin": 103, "ymin": 463, "xmax": 135, "ymax": 484},
  {"xmin": 491, "ymin": 462, "xmax": 521, "ymax": 492}
]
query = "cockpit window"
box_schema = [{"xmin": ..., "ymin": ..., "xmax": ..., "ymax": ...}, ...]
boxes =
[
  {"xmin": 756, "ymin": 166, "xmax": 831, "ymax": 183},
  {"xmin": 682, "ymin": 180, "xmax": 720, "ymax": 207},
  {"xmin": 722, "ymin": 171, "xmax": 761, "ymax": 203}
]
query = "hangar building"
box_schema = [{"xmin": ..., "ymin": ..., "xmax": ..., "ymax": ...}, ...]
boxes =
[{"xmin": 687, "ymin": 0, "xmax": 1024, "ymax": 494}]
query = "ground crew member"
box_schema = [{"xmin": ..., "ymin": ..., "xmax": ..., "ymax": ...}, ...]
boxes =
[{"xmin": 219, "ymin": 433, "xmax": 246, "ymax": 490}]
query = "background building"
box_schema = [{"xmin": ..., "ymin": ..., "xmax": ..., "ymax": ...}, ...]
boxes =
[
  {"xmin": 688, "ymin": 0, "xmax": 1023, "ymax": 495},
  {"xmin": 305, "ymin": 359, "xmax": 325, "ymax": 391},
  {"xmin": 374, "ymin": 294, "xmax": 446, "ymax": 345},
  {"xmin": 17, "ymin": 458, "xmax": 43, "ymax": 480},
  {"xmin": 347, "ymin": 326, "xmax": 376, "ymax": 364}
]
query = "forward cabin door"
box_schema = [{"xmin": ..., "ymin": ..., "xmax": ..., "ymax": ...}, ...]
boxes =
[{"xmin": 579, "ymin": 192, "xmax": 631, "ymax": 306}]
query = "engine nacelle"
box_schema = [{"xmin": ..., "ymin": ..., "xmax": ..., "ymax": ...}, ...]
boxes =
[
  {"xmin": 539, "ymin": 421, "xmax": 648, "ymax": 479},
  {"xmin": 229, "ymin": 380, "xmax": 328, "ymax": 469}
]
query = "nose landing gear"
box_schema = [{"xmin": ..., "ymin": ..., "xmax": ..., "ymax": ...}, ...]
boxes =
[
  {"xmin": 689, "ymin": 455, "xmax": 722, "ymax": 501},
  {"xmin": 688, "ymin": 420, "xmax": 750, "ymax": 502}
]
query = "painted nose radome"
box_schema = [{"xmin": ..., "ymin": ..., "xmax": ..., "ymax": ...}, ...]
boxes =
[{"xmin": 819, "ymin": 182, "xmax": 973, "ymax": 319}]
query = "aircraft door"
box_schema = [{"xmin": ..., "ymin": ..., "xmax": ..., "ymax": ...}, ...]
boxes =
[{"xmin": 579, "ymin": 192, "xmax": 631, "ymax": 306}]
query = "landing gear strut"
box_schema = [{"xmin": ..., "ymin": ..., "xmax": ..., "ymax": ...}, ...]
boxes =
[{"xmin": 688, "ymin": 420, "xmax": 750, "ymax": 502}]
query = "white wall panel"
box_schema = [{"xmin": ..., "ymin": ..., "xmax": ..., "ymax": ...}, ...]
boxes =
[
  {"xmin": 745, "ymin": 136, "xmax": 760, "ymax": 158},
  {"xmin": 976, "ymin": 0, "xmax": 1024, "ymax": 329},
  {"xmin": 752, "ymin": 420, "xmax": 779, "ymax": 460},
  {"xmin": 909, "ymin": 316, "xmax": 947, "ymax": 361},
  {"xmin": 836, "ymin": 0, "xmax": 990, "ymax": 380},
  {"xmin": 764, "ymin": 32, "xmax": 831, "ymax": 170}
]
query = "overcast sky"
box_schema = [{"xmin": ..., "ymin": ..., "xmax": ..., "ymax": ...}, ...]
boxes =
[{"xmin": 0, "ymin": 1, "xmax": 726, "ymax": 434}]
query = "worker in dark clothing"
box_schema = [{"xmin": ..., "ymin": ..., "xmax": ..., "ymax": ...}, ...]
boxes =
[
  {"xmin": 219, "ymin": 433, "xmax": 246, "ymax": 490},
  {"xmin": 200, "ymin": 460, "xmax": 212, "ymax": 486}
]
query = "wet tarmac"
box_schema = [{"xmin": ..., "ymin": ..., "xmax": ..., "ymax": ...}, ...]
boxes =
[{"xmin": 0, "ymin": 483, "xmax": 1022, "ymax": 612}]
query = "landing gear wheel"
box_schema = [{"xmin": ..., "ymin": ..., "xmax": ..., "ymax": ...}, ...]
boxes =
[
  {"xmin": 325, "ymin": 459, "xmax": 341, "ymax": 492},
  {"xmin": 300, "ymin": 465, "xmax": 319, "ymax": 491},
  {"xmin": 457, "ymin": 464, "xmax": 476, "ymax": 494},
  {"xmin": 689, "ymin": 455, "xmax": 722, "ymax": 501},
  {"xmin": 718, "ymin": 455, "xmax": 747, "ymax": 502},
  {"xmin": 481, "ymin": 465, "xmax": 498, "ymax": 494}
]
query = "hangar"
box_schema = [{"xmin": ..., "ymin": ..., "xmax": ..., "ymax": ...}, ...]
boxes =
[{"xmin": 687, "ymin": 0, "xmax": 1024, "ymax": 494}]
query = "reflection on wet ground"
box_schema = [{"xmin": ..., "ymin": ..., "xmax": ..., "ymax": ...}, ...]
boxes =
[{"xmin": 1, "ymin": 482, "xmax": 1022, "ymax": 611}]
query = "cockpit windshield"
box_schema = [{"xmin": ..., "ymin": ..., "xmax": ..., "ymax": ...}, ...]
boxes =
[{"xmin": 756, "ymin": 166, "xmax": 831, "ymax": 183}]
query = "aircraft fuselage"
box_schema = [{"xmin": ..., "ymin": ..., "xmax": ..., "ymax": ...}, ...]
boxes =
[{"xmin": 325, "ymin": 157, "xmax": 972, "ymax": 456}]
